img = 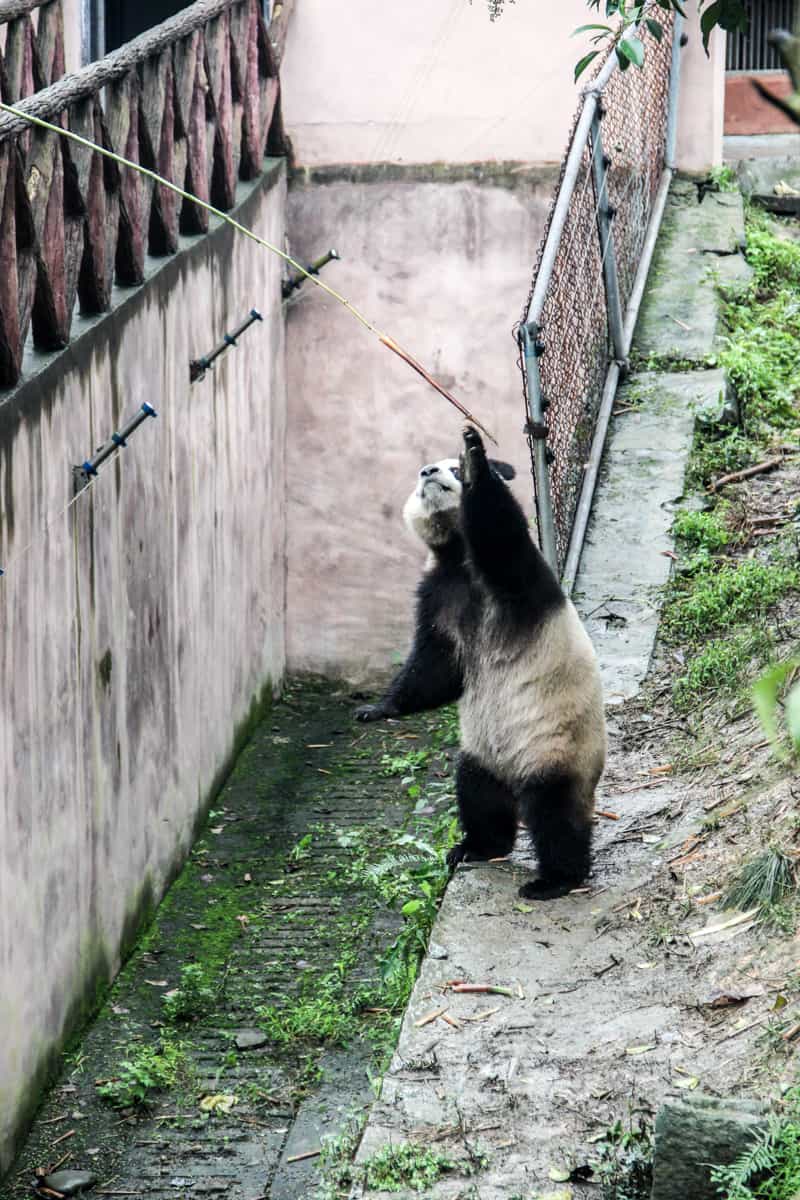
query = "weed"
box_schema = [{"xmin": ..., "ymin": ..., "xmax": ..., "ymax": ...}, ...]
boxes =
[
  {"xmin": 672, "ymin": 504, "xmax": 732, "ymax": 553},
  {"xmin": 162, "ymin": 963, "xmax": 218, "ymax": 1023},
  {"xmin": 362, "ymin": 1142, "xmax": 457, "ymax": 1193},
  {"xmin": 256, "ymin": 965, "xmax": 358, "ymax": 1047},
  {"xmin": 97, "ymin": 1038, "xmax": 189, "ymax": 1109},
  {"xmin": 380, "ymin": 749, "xmax": 431, "ymax": 777},
  {"xmin": 368, "ymin": 804, "xmax": 458, "ymax": 1011},
  {"xmin": 712, "ymin": 1087, "xmax": 800, "ymax": 1200},
  {"xmin": 744, "ymin": 210, "xmax": 800, "ymax": 292},
  {"xmin": 663, "ymin": 560, "xmax": 797, "ymax": 643},
  {"xmin": 710, "ymin": 164, "xmax": 738, "ymax": 192},
  {"xmin": 315, "ymin": 1116, "xmax": 365, "ymax": 1199},
  {"xmin": 673, "ymin": 631, "xmax": 772, "ymax": 709},
  {"xmin": 288, "ymin": 832, "xmax": 313, "ymax": 864},
  {"xmin": 592, "ymin": 1116, "xmax": 654, "ymax": 1200},
  {"xmin": 723, "ymin": 849, "xmax": 796, "ymax": 915},
  {"xmin": 685, "ymin": 429, "xmax": 761, "ymax": 491}
]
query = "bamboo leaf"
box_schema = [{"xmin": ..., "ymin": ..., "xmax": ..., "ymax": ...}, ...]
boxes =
[{"xmin": 646, "ymin": 18, "xmax": 664, "ymax": 42}]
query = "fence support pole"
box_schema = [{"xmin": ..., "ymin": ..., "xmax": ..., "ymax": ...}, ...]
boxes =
[
  {"xmin": 590, "ymin": 109, "xmax": 626, "ymax": 363},
  {"xmin": 519, "ymin": 322, "xmax": 558, "ymax": 573}
]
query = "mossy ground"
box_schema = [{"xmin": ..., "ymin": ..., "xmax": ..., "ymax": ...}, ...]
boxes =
[{"xmin": 8, "ymin": 678, "xmax": 458, "ymax": 1199}]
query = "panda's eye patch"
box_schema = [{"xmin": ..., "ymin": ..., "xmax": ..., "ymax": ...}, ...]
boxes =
[{"xmin": 451, "ymin": 467, "xmax": 461, "ymax": 480}]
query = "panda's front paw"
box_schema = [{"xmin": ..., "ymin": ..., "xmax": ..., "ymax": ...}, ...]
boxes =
[
  {"xmin": 462, "ymin": 426, "xmax": 487, "ymax": 485},
  {"xmin": 354, "ymin": 703, "xmax": 382, "ymax": 723},
  {"xmin": 354, "ymin": 702, "xmax": 394, "ymax": 723}
]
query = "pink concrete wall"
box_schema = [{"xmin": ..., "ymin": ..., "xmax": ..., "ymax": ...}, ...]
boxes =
[
  {"xmin": 282, "ymin": 0, "xmax": 592, "ymax": 166},
  {"xmin": 285, "ymin": 168, "xmax": 557, "ymax": 682}
]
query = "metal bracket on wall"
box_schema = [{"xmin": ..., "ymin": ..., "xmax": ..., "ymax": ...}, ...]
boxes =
[
  {"xmin": 282, "ymin": 249, "xmax": 340, "ymax": 299},
  {"xmin": 190, "ymin": 308, "xmax": 264, "ymax": 383},
  {"xmin": 72, "ymin": 403, "xmax": 158, "ymax": 494}
]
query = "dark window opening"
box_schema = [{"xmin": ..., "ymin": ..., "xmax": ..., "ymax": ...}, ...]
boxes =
[
  {"xmin": 104, "ymin": 0, "xmax": 196, "ymax": 55},
  {"xmin": 725, "ymin": 0, "xmax": 796, "ymax": 72}
]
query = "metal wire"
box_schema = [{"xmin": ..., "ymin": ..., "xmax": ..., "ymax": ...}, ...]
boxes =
[{"xmin": 518, "ymin": 17, "xmax": 676, "ymax": 571}]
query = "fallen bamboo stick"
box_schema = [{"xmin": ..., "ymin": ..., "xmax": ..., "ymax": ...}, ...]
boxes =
[{"xmin": 710, "ymin": 456, "xmax": 784, "ymax": 493}]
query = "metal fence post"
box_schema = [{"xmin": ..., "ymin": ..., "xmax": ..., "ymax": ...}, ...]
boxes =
[
  {"xmin": 519, "ymin": 322, "xmax": 558, "ymax": 572},
  {"xmin": 590, "ymin": 108, "xmax": 626, "ymax": 363}
]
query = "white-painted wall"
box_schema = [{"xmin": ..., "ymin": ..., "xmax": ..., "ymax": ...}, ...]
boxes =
[{"xmin": 282, "ymin": 0, "xmax": 592, "ymax": 166}]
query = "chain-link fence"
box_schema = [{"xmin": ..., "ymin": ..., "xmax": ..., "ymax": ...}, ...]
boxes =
[{"xmin": 518, "ymin": 14, "xmax": 682, "ymax": 589}]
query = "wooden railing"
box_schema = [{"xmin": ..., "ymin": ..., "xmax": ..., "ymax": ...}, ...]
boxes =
[{"xmin": 0, "ymin": 0, "xmax": 286, "ymax": 387}]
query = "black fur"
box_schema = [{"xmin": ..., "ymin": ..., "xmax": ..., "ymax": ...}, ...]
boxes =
[
  {"xmin": 446, "ymin": 753, "xmax": 518, "ymax": 866},
  {"xmin": 355, "ymin": 537, "xmax": 467, "ymax": 722},
  {"xmin": 518, "ymin": 771, "xmax": 593, "ymax": 898},
  {"xmin": 461, "ymin": 427, "xmax": 563, "ymax": 621}
]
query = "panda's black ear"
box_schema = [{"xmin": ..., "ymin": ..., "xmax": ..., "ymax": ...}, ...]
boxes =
[{"xmin": 489, "ymin": 460, "xmax": 516, "ymax": 481}]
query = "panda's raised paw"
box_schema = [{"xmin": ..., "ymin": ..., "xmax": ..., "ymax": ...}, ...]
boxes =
[{"xmin": 462, "ymin": 426, "xmax": 487, "ymax": 485}]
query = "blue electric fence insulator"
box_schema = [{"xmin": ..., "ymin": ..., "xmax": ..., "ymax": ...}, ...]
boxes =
[{"xmin": 190, "ymin": 306, "xmax": 264, "ymax": 383}]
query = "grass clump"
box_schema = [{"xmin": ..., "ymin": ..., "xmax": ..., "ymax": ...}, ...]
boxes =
[
  {"xmin": 162, "ymin": 963, "xmax": 218, "ymax": 1023},
  {"xmin": 362, "ymin": 1143, "xmax": 458, "ymax": 1193},
  {"xmin": 97, "ymin": 1037, "xmax": 189, "ymax": 1109},
  {"xmin": 712, "ymin": 1088, "xmax": 800, "ymax": 1200},
  {"xmin": 672, "ymin": 504, "xmax": 732, "ymax": 553},
  {"xmin": 593, "ymin": 1117, "xmax": 653, "ymax": 1200},
  {"xmin": 722, "ymin": 848, "xmax": 796, "ymax": 916},
  {"xmin": 663, "ymin": 559, "xmax": 797, "ymax": 643},
  {"xmin": 685, "ymin": 429, "xmax": 761, "ymax": 491},
  {"xmin": 367, "ymin": 803, "xmax": 458, "ymax": 1011},
  {"xmin": 743, "ymin": 212, "xmax": 800, "ymax": 292},
  {"xmin": 256, "ymin": 965, "xmax": 358, "ymax": 1048},
  {"xmin": 673, "ymin": 631, "xmax": 772, "ymax": 711}
]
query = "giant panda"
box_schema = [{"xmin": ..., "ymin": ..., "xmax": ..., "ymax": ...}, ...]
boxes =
[{"xmin": 355, "ymin": 426, "xmax": 606, "ymax": 900}]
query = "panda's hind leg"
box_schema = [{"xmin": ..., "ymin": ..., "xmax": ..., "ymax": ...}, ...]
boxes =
[
  {"xmin": 518, "ymin": 770, "xmax": 593, "ymax": 900},
  {"xmin": 446, "ymin": 754, "xmax": 518, "ymax": 868}
]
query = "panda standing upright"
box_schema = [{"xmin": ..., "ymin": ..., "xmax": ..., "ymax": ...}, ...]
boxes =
[{"xmin": 356, "ymin": 427, "xmax": 606, "ymax": 900}]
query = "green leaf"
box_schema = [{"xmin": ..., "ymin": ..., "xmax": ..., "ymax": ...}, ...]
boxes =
[
  {"xmin": 401, "ymin": 899, "xmax": 423, "ymax": 916},
  {"xmin": 617, "ymin": 35, "xmax": 645, "ymax": 67},
  {"xmin": 785, "ymin": 682, "xmax": 800, "ymax": 750},
  {"xmin": 645, "ymin": 18, "xmax": 664, "ymax": 42},
  {"xmin": 573, "ymin": 23, "xmax": 611, "ymax": 35},
  {"xmin": 700, "ymin": 0, "xmax": 722, "ymax": 53},
  {"xmin": 574, "ymin": 50, "xmax": 600, "ymax": 82},
  {"xmin": 752, "ymin": 661, "xmax": 798, "ymax": 758},
  {"xmin": 616, "ymin": 47, "xmax": 631, "ymax": 71},
  {"xmin": 671, "ymin": 0, "xmax": 687, "ymax": 15}
]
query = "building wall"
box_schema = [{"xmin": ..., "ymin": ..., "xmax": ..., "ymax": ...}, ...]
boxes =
[
  {"xmin": 284, "ymin": 166, "xmax": 557, "ymax": 681},
  {"xmin": 281, "ymin": 0, "xmax": 592, "ymax": 167},
  {"xmin": 0, "ymin": 164, "xmax": 287, "ymax": 1173}
]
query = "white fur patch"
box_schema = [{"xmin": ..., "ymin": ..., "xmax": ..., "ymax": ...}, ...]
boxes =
[
  {"xmin": 402, "ymin": 458, "xmax": 463, "ymax": 548},
  {"xmin": 457, "ymin": 600, "xmax": 606, "ymax": 803}
]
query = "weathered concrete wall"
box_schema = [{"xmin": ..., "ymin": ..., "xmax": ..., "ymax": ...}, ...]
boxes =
[
  {"xmin": 284, "ymin": 165, "xmax": 557, "ymax": 681},
  {"xmin": 281, "ymin": 0, "xmax": 591, "ymax": 166},
  {"xmin": 0, "ymin": 163, "xmax": 287, "ymax": 1173}
]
